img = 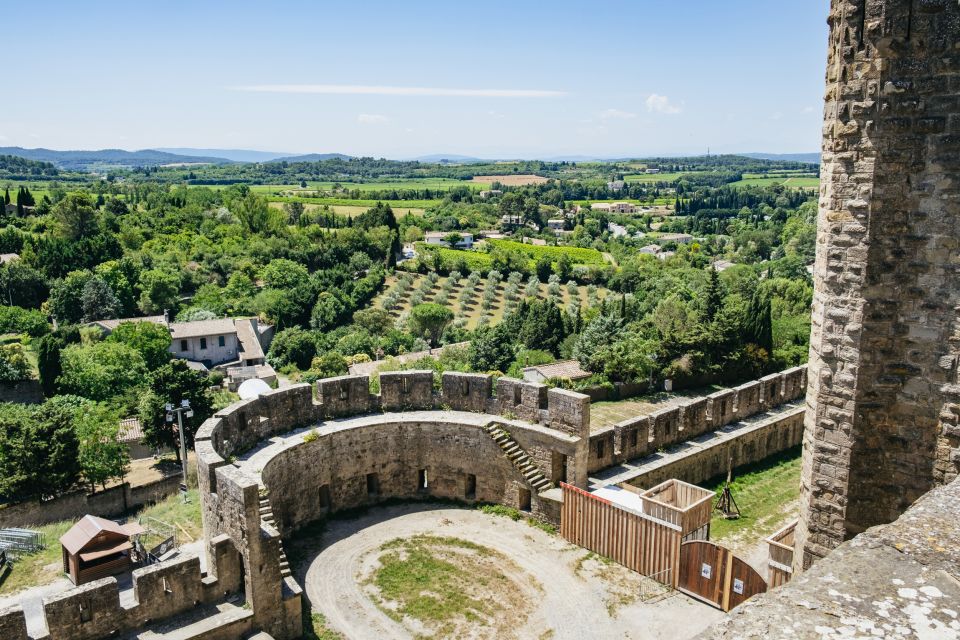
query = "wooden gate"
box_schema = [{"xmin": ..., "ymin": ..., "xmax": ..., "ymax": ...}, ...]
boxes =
[{"xmin": 678, "ymin": 540, "xmax": 766, "ymax": 611}]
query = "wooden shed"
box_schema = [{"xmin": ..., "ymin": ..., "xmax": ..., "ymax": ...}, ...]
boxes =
[
  {"xmin": 60, "ymin": 515, "xmax": 145, "ymax": 585},
  {"xmin": 637, "ymin": 479, "xmax": 714, "ymax": 541}
]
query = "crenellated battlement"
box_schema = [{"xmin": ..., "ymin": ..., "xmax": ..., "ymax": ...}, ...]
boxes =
[{"xmin": 0, "ymin": 535, "xmax": 243, "ymax": 640}]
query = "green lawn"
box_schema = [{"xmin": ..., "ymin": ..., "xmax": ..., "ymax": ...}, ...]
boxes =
[
  {"xmin": 706, "ymin": 446, "xmax": 802, "ymax": 542},
  {"xmin": 730, "ymin": 175, "xmax": 820, "ymax": 189},
  {"xmin": 623, "ymin": 172, "xmax": 688, "ymax": 183}
]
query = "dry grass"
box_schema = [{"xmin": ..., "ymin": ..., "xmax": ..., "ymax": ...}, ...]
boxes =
[{"xmin": 362, "ymin": 534, "xmax": 536, "ymax": 639}]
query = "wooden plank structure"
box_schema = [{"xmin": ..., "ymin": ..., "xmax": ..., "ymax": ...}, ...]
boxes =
[
  {"xmin": 678, "ymin": 540, "xmax": 767, "ymax": 611},
  {"xmin": 637, "ymin": 479, "xmax": 714, "ymax": 541},
  {"xmin": 60, "ymin": 515, "xmax": 145, "ymax": 585},
  {"xmin": 765, "ymin": 519, "xmax": 796, "ymax": 588},
  {"xmin": 560, "ymin": 482, "xmax": 682, "ymax": 587}
]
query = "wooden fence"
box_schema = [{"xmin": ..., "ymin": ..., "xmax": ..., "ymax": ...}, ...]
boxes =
[
  {"xmin": 765, "ymin": 520, "xmax": 796, "ymax": 588},
  {"xmin": 560, "ymin": 482, "xmax": 682, "ymax": 587}
]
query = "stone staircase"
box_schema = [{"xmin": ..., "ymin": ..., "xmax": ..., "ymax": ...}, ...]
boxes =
[
  {"xmin": 258, "ymin": 494, "xmax": 292, "ymax": 579},
  {"xmin": 484, "ymin": 422, "xmax": 553, "ymax": 493}
]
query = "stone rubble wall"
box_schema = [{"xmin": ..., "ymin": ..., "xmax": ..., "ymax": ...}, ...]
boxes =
[
  {"xmin": 0, "ymin": 535, "xmax": 243, "ymax": 640},
  {"xmin": 258, "ymin": 416, "xmax": 580, "ymax": 535},
  {"xmin": 589, "ymin": 366, "xmax": 807, "ymax": 473},
  {"xmin": 0, "ymin": 474, "xmax": 182, "ymax": 530},
  {"xmin": 623, "ymin": 408, "xmax": 805, "ymax": 490},
  {"xmin": 797, "ymin": 0, "xmax": 960, "ymax": 570}
]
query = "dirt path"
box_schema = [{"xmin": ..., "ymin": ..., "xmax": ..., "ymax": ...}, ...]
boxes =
[{"xmin": 294, "ymin": 504, "xmax": 723, "ymax": 640}]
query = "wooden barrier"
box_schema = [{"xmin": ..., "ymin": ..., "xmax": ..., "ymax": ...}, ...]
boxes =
[
  {"xmin": 560, "ymin": 482, "xmax": 682, "ymax": 587},
  {"xmin": 765, "ymin": 520, "xmax": 796, "ymax": 588}
]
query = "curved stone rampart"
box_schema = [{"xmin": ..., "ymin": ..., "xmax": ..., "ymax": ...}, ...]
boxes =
[{"xmin": 192, "ymin": 371, "xmax": 592, "ymax": 640}]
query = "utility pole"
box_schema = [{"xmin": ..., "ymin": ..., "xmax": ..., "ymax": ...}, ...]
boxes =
[{"xmin": 165, "ymin": 400, "xmax": 194, "ymax": 492}]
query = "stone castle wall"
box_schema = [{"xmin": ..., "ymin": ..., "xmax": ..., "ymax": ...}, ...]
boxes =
[
  {"xmin": 623, "ymin": 408, "xmax": 805, "ymax": 490},
  {"xmin": 587, "ymin": 366, "xmax": 806, "ymax": 473},
  {"xmin": 0, "ymin": 535, "xmax": 244, "ymax": 640},
  {"xmin": 193, "ymin": 369, "xmax": 591, "ymax": 640},
  {"xmin": 259, "ymin": 415, "xmax": 581, "ymax": 533},
  {"xmin": 797, "ymin": 0, "xmax": 960, "ymax": 569}
]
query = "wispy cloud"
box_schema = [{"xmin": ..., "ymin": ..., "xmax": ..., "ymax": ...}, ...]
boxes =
[
  {"xmin": 645, "ymin": 94, "xmax": 682, "ymax": 114},
  {"xmin": 599, "ymin": 108, "xmax": 637, "ymax": 120},
  {"xmin": 801, "ymin": 106, "xmax": 816, "ymax": 114},
  {"xmin": 230, "ymin": 84, "xmax": 566, "ymax": 98},
  {"xmin": 357, "ymin": 113, "xmax": 389, "ymax": 124}
]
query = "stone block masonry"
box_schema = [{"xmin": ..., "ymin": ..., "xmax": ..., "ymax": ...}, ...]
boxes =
[
  {"xmin": 601, "ymin": 407, "xmax": 805, "ymax": 492},
  {"xmin": 796, "ymin": 0, "xmax": 960, "ymax": 570},
  {"xmin": 588, "ymin": 367, "xmax": 807, "ymax": 473}
]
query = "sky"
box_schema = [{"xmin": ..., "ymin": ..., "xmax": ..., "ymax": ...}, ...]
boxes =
[{"xmin": 1, "ymin": 1, "xmax": 830, "ymax": 159}]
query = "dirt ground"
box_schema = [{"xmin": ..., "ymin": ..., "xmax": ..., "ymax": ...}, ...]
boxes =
[
  {"xmin": 469, "ymin": 174, "xmax": 549, "ymax": 186},
  {"xmin": 293, "ymin": 504, "xmax": 724, "ymax": 640}
]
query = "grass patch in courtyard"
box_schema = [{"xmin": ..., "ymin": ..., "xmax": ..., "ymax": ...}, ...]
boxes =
[
  {"xmin": 0, "ymin": 488, "xmax": 203, "ymax": 596},
  {"xmin": 705, "ymin": 445, "xmax": 802, "ymax": 542},
  {"xmin": 363, "ymin": 534, "xmax": 535, "ymax": 638}
]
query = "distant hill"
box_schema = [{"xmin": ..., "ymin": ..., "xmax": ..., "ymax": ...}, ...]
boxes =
[
  {"xmin": 0, "ymin": 147, "xmax": 233, "ymax": 171},
  {"xmin": 742, "ymin": 152, "xmax": 820, "ymax": 165},
  {"xmin": 155, "ymin": 148, "xmax": 292, "ymax": 163},
  {"xmin": 411, "ymin": 154, "xmax": 488, "ymax": 164},
  {"xmin": 270, "ymin": 153, "xmax": 354, "ymax": 163}
]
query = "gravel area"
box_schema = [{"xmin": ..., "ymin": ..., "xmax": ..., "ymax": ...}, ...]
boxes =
[{"xmin": 293, "ymin": 503, "xmax": 724, "ymax": 640}]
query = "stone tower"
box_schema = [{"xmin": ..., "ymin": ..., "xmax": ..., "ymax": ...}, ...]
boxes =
[{"xmin": 795, "ymin": 0, "xmax": 960, "ymax": 570}]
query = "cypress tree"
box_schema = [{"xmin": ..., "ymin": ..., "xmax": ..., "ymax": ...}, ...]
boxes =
[
  {"xmin": 704, "ymin": 266, "xmax": 723, "ymax": 322},
  {"xmin": 744, "ymin": 291, "xmax": 773, "ymax": 355},
  {"xmin": 3, "ymin": 188, "xmax": 9, "ymax": 205}
]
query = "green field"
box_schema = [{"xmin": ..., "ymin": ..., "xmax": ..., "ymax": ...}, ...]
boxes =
[
  {"xmin": 269, "ymin": 195, "xmax": 442, "ymax": 209},
  {"xmin": 730, "ymin": 175, "xmax": 820, "ymax": 189},
  {"xmin": 623, "ymin": 172, "xmax": 688, "ymax": 183},
  {"xmin": 706, "ymin": 446, "xmax": 802, "ymax": 542},
  {"xmin": 268, "ymin": 202, "xmax": 426, "ymax": 217},
  {"xmin": 373, "ymin": 272, "xmax": 608, "ymax": 331},
  {"xmin": 488, "ymin": 239, "xmax": 607, "ymax": 266}
]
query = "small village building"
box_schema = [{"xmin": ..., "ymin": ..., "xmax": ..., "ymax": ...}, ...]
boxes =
[
  {"xmin": 711, "ymin": 259, "xmax": 736, "ymax": 272},
  {"xmin": 547, "ymin": 218, "xmax": 567, "ymax": 231},
  {"xmin": 522, "ymin": 359, "xmax": 591, "ymax": 384},
  {"xmin": 639, "ymin": 244, "xmax": 661, "ymax": 255},
  {"xmin": 116, "ymin": 417, "xmax": 158, "ymax": 460},
  {"xmin": 60, "ymin": 515, "xmax": 145, "ymax": 585},
  {"xmin": 424, "ymin": 231, "xmax": 474, "ymax": 249},
  {"xmin": 607, "ymin": 180, "xmax": 626, "ymax": 191},
  {"xmin": 0, "ymin": 253, "xmax": 20, "ymax": 264},
  {"xmin": 657, "ymin": 232, "xmax": 694, "ymax": 244},
  {"xmin": 478, "ymin": 229, "xmax": 509, "ymax": 240},
  {"xmin": 478, "ymin": 189, "xmax": 502, "ymax": 198},
  {"xmin": 91, "ymin": 316, "xmax": 274, "ymax": 369}
]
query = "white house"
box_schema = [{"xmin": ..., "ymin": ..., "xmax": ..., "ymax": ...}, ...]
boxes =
[
  {"xmin": 607, "ymin": 180, "xmax": 626, "ymax": 191},
  {"xmin": 91, "ymin": 316, "xmax": 274, "ymax": 369},
  {"xmin": 424, "ymin": 231, "xmax": 474, "ymax": 249},
  {"xmin": 657, "ymin": 233, "xmax": 695, "ymax": 244}
]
